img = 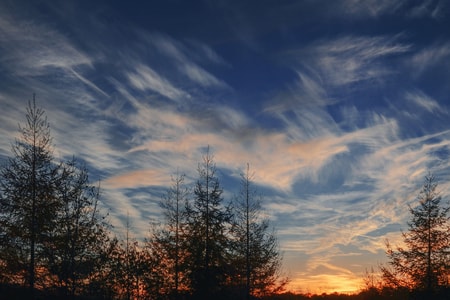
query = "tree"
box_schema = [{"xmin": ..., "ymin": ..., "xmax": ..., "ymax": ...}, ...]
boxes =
[
  {"xmin": 0, "ymin": 96, "xmax": 61, "ymax": 294},
  {"xmin": 0, "ymin": 98, "xmax": 113, "ymax": 299},
  {"xmin": 44, "ymin": 158, "xmax": 111, "ymax": 299},
  {"xmin": 381, "ymin": 173, "xmax": 450, "ymax": 295},
  {"xmin": 231, "ymin": 164, "xmax": 287, "ymax": 299},
  {"xmin": 184, "ymin": 147, "xmax": 233, "ymax": 298},
  {"xmin": 158, "ymin": 172, "xmax": 190, "ymax": 298}
]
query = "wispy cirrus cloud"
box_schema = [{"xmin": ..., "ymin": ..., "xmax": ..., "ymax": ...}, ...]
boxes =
[
  {"xmin": 264, "ymin": 72, "xmax": 331, "ymax": 114},
  {"xmin": 410, "ymin": 42, "xmax": 450, "ymax": 77},
  {"xmin": 180, "ymin": 63, "xmax": 227, "ymax": 88},
  {"xmin": 268, "ymin": 34, "xmax": 411, "ymax": 125},
  {"xmin": 339, "ymin": 0, "xmax": 446, "ymax": 19},
  {"xmin": 341, "ymin": 0, "xmax": 407, "ymax": 17},
  {"xmin": 0, "ymin": 14, "xmax": 116, "ymax": 177},
  {"xmin": 126, "ymin": 65, "xmax": 189, "ymax": 101},
  {"xmin": 104, "ymin": 169, "xmax": 171, "ymax": 190},
  {"xmin": 404, "ymin": 89, "xmax": 443, "ymax": 114},
  {"xmin": 147, "ymin": 33, "xmax": 229, "ymax": 89},
  {"xmin": 406, "ymin": 0, "xmax": 447, "ymax": 19},
  {"xmin": 300, "ymin": 35, "xmax": 411, "ymax": 87},
  {"xmin": 0, "ymin": 9, "xmax": 92, "ymax": 76}
]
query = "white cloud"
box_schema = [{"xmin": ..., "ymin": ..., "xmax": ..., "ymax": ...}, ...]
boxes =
[
  {"xmin": 0, "ymin": 10, "xmax": 92, "ymax": 75},
  {"xmin": 310, "ymin": 35, "xmax": 410, "ymax": 87},
  {"xmin": 341, "ymin": 0, "xmax": 406, "ymax": 17},
  {"xmin": 149, "ymin": 33, "xmax": 229, "ymax": 89},
  {"xmin": 69, "ymin": 68, "xmax": 109, "ymax": 97},
  {"xmin": 186, "ymin": 39, "xmax": 230, "ymax": 66},
  {"xmin": 340, "ymin": 0, "xmax": 446, "ymax": 19},
  {"xmin": 180, "ymin": 63, "xmax": 228, "ymax": 88},
  {"xmin": 263, "ymin": 71, "xmax": 331, "ymax": 116},
  {"xmin": 407, "ymin": 0, "xmax": 446, "ymax": 19},
  {"xmin": 410, "ymin": 42, "xmax": 450, "ymax": 76},
  {"xmin": 404, "ymin": 90, "xmax": 442, "ymax": 114},
  {"xmin": 127, "ymin": 65, "xmax": 189, "ymax": 101},
  {"xmin": 103, "ymin": 169, "xmax": 171, "ymax": 190}
]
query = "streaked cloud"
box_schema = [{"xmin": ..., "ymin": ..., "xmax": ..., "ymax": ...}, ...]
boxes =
[
  {"xmin": 180, "ymin": 63, "xmax": 227, "ymax": 88},
  {"xmin": 404, "ymin": 90, "xmax": 443, "ymax": 114},
  {"xmin": 342, "ymin": 0, "xmax": 406, "ymax": 17},
  {"xmin": 103, "ymin": 169, "xmax": 171, "ymax": 190},
  {"xmin": 406, "ymin": 0, "xmax": 447, "ymax": 19},
  {"xmin": 0, "ymin": 8, "xmax": 92, "ymax": 75},
  {"xmin": 340, "ymin": 0, "xmax": 446, "ymax": 19},
  {"xmin": 126, "ymin": 65, "xmax": 189, "ymax": 101},
  {"xmin": 410, "ymin": 42, "xmax": 450, "ymax": 76},
  {"xmin": 300, "ymin": 35, "xmax": 411, "ymax": 87},
  {"xmin": 148, "ymin": 33, "xmax": 229, "ymax": 88}
]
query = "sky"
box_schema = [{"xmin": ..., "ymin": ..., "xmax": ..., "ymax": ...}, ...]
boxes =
[{"xmin": 1, "ymin": 0, "xmax": 450, "ymax": 294}]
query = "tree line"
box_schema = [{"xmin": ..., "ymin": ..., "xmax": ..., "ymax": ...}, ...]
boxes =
[
  {"xmin": 0, "ymin": 98, "xmax": 286, "ymax": 299},
  {"xmin": 3, "ymin": 98, "xmax": 450, "ymax": 300}
]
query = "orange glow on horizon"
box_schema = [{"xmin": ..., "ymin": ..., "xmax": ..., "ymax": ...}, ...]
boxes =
[{"xmin": 285, "ymin": 273, "xmax": 363, "ymax": 295}]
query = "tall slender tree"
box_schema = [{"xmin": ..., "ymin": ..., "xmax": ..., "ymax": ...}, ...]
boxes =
[
  {"xmin": 231, "ymin": 164, "xmax": 287, "ymax": 298},
  {"xmin": 184, "ymin": 147, "xmax": 232, "ymax": 298},
  {"xmin": 158, "ymin": 172, "xmax": 190, "ymax": 298},
  {"xmin": 0, "ymin": 96, "xmax": 60, "ymax": 294},
  {"xmin": 141, "ymin": 172, "xmax": 191, "ymax": 299},
  {"xmin": 381, "ymin": 173, "xmax": 450, "ymax": 294}
]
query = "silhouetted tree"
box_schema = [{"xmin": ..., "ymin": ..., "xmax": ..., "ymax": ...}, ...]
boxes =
[
  {"xmin": 43, "ymin": 158, "xmax": 111, "ymax": 299},
  {"xmin": 381, "ymin": 173, "xmax": 450, "ymax": 295},
  {"xmin": 184, "ymin": 147, "xmax": 233, "ymax": 298},
  {"xmin": 0, "ymin": 97, "xmax": 61, "ymax": 295},
  {"xmin": 0, "ymin": 98, "xmax": 115, "ymax": 299},
  {"xmin": 231, "ymin": 164, "xmax": 287, "ymax": 299},
  {"xmin": 157, "ymin": 172, "xmax": 190, "ymax": 298}
]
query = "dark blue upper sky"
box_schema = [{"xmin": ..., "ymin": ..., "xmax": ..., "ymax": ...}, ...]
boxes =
[{"xmin": 1, "ymin": 0, "xmax": 450, "ymax": 293}]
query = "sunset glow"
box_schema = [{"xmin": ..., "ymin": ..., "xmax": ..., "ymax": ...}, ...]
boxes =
[{"xmin": 1, "ymin": 0, "xmax": 450, "ymax": 295}]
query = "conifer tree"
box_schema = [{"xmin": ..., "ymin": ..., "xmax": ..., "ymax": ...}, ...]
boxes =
[
  {"xmin": 231, "ymin": 164, "xmax": 287, "ymax": 298},
  {"xmin": 184, "ymin": 147, "xmax": 232, "ymax": 298},
  {"xmin": 158, "ymin": 172, "xmax": 190, "ymax": 298},
  {"xmin": 0, "ymin": 98, "xmax": 112, "ymax": 299},
  {"xmin": 0, "ymin": 96, "xmax": 60, "ymax": 294},
  {"xmin": 381, "ymin": 173, "xmax": 450, "ymax": 295}
]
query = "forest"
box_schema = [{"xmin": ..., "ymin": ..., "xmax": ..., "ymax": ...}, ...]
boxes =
[{"xmin": 2, "ymin": 100, "xmax": 450, "ymax": 300}]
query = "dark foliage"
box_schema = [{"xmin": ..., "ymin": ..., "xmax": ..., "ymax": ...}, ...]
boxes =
[
  {"xmin": 0, "ymin": 98, "xmax": 112, "ymax": 299},
  {"xmin": 381, "ymin": 173, "xmax": 450, "ymax": 293}
]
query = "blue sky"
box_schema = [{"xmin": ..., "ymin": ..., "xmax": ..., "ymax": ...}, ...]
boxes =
[{"xmin": 1, "ymin": 0, "xmax": 450, "ymax": 294}]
